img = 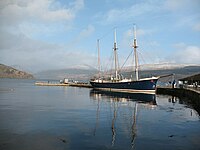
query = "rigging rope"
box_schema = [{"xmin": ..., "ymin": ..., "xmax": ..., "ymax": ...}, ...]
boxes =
[
  {"xmin": 103, "ymin": 50, "xmax": 114, "ymax": 77},
  {"xmin": 137, "ymin": 50, "xmax": 146, "ymax": 69},
  {"xmin": 118, "ymin": 49, "xmax": 133, "ymax": 73}
]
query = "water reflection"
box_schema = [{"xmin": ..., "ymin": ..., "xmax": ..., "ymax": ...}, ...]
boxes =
[
  {"xmin": 90, "ymin": 89, "xmax": 157, "ymax": 105},
  {"xmin": 168, "ymin": 96, "xmax": 178, "ymax": 104},
  {"xmin": 90, "ymin": 89, "xmax": 157, "ymax": 148},
  {"xmin": 166, "ymin": 95, "xmax": 200, "ymax": 116},
  {"xmin": 1, "ymin": 79, "xmax": 200, "ymax": 150}
]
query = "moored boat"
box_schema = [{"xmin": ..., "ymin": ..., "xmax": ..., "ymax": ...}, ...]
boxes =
[
  {"xmin": 90, "ymin": 25, "xmax": 159, "ymax": 94},
  {"xmin": 90, "ymin": 77, "xmax": 158, "ymax": 94}
]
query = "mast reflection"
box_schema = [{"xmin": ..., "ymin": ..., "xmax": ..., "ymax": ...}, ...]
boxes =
[
  {"xmin": 90, "ymin": 89, "xmax": 157, "ymax": 148},
  {"xmin": 90, "ymin": 89, "xmax": 156, "ymax": 105}
]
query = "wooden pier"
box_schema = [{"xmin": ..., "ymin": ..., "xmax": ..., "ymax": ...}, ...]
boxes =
[
  {"xmin": 68, "ymin": 83, "xmax": 92, "ymax": 88},
  {"xmin": 35, "ymin": 81, "xmax": 92, "ymax": 88},
  {"xmin": 35, "ymin": 82, "xmax": 69, "ymax": 86}
]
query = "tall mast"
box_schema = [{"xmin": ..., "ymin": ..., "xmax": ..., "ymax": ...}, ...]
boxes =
[
  {"xmin": 133, "ymin": 25, "xmax": 139, "ymax": 81},
  {"xmin": 114, "ymin": 28, "xmax": 118, "ymax": 80},
  {"xmin": 97, "ymin": 39, "xmax": 100, "ymax": 80}
]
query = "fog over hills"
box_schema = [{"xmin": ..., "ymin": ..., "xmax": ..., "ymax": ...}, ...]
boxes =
[
  {"xmin": 34, "ymin": 63, "xmax": 200, "ymax": 81},
  {"xmin": 34, "ymin": 64, "xmax": 98, "ymax": 80}
]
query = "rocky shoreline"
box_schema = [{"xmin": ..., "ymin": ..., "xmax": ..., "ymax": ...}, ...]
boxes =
[{"xmin": 0, "ymin": 64, "xmax": 34, "ymax": 79}]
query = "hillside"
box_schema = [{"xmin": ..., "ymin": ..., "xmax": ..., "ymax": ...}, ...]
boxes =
[
  {"xmin": 35, "ymin": 68, "xmax": 97, "ymax": 80},
  {"xmin": 35, "ymin": 65, "xmax": 200, "ymax": 82},
  {"xmin": 123, "ymin": 66, "xmax": 200, "ymax": 79},
  {"xmin": 119, "ymin": 66, "xmax": 199, "ymax": 84},
  {"xmin": 0, "ymin": 64, "xmax": 34, "ymax": 79}
]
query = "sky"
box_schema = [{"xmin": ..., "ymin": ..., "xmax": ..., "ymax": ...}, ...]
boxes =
[{"xmin": 0, "ymin": 0, "xmax": 200, "ymax": 73}]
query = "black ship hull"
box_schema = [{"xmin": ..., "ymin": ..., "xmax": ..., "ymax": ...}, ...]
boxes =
[{"xmin": 90, "ymin": 78, "xmax": 158, "ymax": 94}]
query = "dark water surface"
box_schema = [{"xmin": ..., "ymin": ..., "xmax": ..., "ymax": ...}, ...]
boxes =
[{"xmin": 0, "ymin": 79, "xmax": 199, "ymax": 150}]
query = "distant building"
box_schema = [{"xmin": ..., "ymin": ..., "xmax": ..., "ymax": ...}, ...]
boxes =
[{"xmin": 179, "ymin": 73, "xmax": 200, "ymax": 88}]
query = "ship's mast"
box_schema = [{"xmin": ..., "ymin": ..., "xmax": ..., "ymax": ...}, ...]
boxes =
[
  {"xmin": 133, "ymin": 25, "xmax": 139, "ymax": 81},
  {"xmin": 114, "ymin": 28, "xmax": 118, "ymax": 80},
  {"xmin": 97, "ymin": 39, "xmax": 100, "ymax": 81}
]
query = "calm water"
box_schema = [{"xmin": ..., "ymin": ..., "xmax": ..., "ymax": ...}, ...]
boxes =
[{"xmin": 0, "ymin": 79, "xmax": 200, "ymax": 150}]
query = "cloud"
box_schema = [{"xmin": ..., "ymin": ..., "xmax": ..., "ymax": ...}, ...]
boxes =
[
  {"xmin": 1, "ymin": 0, "xmax": 199, "ymax": 73},
  {"xmin": 164, "ymin": 0, "xmax": 200, "ymax": 12},
  {"xmin": 0, "ymin": 0, "xmax": 91, "ymax": 72},
  {"xmin": 97, "ymin": 0, "xmax": 200, "ymax": 30},
  {"xmin": 164, "ymin": 0, "xmax": 187, "ymax": 11},
  {"xmin": 71, "ymin": 0, "xmax": 84, "ymax": 12},
  {"xmin": 99, "ymin": 0, "xmax": 163, "ymax": 24},
  {"xmin": 122, "ymin": 28, "xmax": 152, "ymax": 39},
  {"xmin": 0, "ymin": 0, "xmax": 84, "ymax": 39},
  {"xmin": 193, "ymin": 22, "xmax": 200, "ymax": 31},
  {"xmin": 79, "ymin": 25, "xmax": 95, "ymax": 38},
  {"xmin": 168, "ymin": 43, "xmax": 200, "ymax": 64},
  {"xmin": 70, "ymin": 25, "xmax": 95, "ymax": 45},
  {"xmin": 0, "ymin": 31, "xmax": 96, "ymax": 72},
  {"xmin": 163, "ymin": 0, "xmax": 200, "ymax": 30},
  {"xmin": 120, "ymin": 27, "xmax": 158, "ymax": 52},
  {"xmin": 0, "ymin": 0, "xmax": 84, "ymax": 25}
]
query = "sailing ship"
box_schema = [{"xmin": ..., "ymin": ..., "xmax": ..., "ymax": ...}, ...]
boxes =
[{"xmin": 90, "ymin": 26, "xmax": 159, "ymax": 94}]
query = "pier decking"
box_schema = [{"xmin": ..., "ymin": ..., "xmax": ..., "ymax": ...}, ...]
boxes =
[
  {"xmin": 68, "ymin": 83, "xmax": 92, "ymax": 88},
  {"xmin": 35, "ymin": 82, "xmax": 69, "ymax": 86},
  {"xmin": 35, "ymin": 82, "xmax": 92, "ymax": 88}
]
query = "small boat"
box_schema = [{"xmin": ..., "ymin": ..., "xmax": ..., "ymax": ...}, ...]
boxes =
[{"xmin": 90, "ymin": 26, "xmax": 159, "ymax": 94}]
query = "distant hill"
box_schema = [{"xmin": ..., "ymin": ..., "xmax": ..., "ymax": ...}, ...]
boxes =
[
  {"xmin": 120, "ymin": 65, "xmax": 200, "ymax": 82},
  {"xmin": 35, "ymin": 64, "xmax": 200, "ymax": 82},
  {"xmin": 123, "ymin": 65, "xmax": 200, "ymax": 78},
  {"xmin": 34, "ymin": 68, "xmax": 98, "ymax": 81},
  {"xmin": 0, "ymin": 64, "xmax": 34, "ymax": 79}
]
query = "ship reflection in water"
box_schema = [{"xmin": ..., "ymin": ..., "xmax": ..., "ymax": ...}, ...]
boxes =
[
  {"xmin": 90, "ymin": 89, "xmax": 157, "ymax": 104},
  {"xmin": 90, "ymin": 89, "xmax": 157, "ymax": 148}
]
